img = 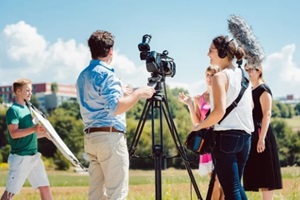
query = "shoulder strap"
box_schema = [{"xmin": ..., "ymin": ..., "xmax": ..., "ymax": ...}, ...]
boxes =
[
  {"xmin": 218, "ymin": 65, "xmax": 249, "ymax": 124},
  {"xmin": 24, "ymin": 99, "xmax": 47, "ymax": 119}
]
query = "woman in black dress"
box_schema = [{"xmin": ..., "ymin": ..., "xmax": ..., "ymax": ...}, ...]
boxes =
[{"xmin": 243, "ymin": 63, "xmax": 282, "ymax": 200}]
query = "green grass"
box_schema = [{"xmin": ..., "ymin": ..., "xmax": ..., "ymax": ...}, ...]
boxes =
[
  {"xmin": 281, "ymin": 115, "xmax": 300, "ymax": 132},
  {"xmin": 0, "ymin": 167, "xmax": 299, "ymax": 200}
]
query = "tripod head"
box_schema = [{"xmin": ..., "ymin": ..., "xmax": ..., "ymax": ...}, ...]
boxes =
[{"xmin": 147, "ymin": 73, "xmax": 166, "ymax": 101}]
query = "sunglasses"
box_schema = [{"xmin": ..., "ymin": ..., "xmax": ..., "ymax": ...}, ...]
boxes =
[{"xmin": 245, "ymin": 68, "xmax": 259, "ymax": 72}]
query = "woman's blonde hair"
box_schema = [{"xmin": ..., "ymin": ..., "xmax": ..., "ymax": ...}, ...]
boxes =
[
  {"xmin": 245, "ymin": 63, "xmax": 265, "ymax": 82},
  {"xmin": 206, "ymin": 64, "xmax": 220, "ymax": 74}
]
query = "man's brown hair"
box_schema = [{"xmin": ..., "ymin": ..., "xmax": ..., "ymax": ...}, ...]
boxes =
[{"xmin": 88, "ymin": 30, "xmax": 114, "ymax": 59}]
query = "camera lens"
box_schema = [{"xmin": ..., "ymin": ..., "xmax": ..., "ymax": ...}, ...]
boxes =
[{"xmin": 138, "ymin": 34, "xmax": 152, "ymax": 52}]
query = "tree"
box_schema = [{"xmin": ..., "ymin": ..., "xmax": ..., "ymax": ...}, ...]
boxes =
[
  {"xmin": 127, "ymin": 118, "xmax": 154, "ymax": 169},
  {"xmin": 271, "ymin": 118, "xmax": 299, "ymax": 166},
  {"xmin": 275, "ymin": 101, "xmax": 289, "ymax": 118},
  {"xmin": 272, "ymin": 101, "xmax": 281, "ymax": 117},
  {"xmin": 53, "ymin": 151, "xmax": 70, "ymax": 170},
  {"xmin": 126, "ymin": 100, "xmax": 145, "ymax": 120},
  {"xmin": 295, "ymin": 102, "xmax": 300, "ymax": 115},
  {"xmin": 38, "ymin": 105, "xmax": 85, "ymax": 169},
  {"xmin": 0, "ymin": 108, "xmax": 8, "ymax": 148},
  {"xmin": 3, "ymin": 85, "xmax": 297, "ymax": 169},
  {"xmin": 51, "ymin": 82, "xmax": 58, "ymax": 93},
  {"xmin": 58, "ymin": 101, "xmax": 81, "ymax": 119},
  {"xmin": 286, "ymin": 130, "xmax": 300, "ymax": 165},
  {"xmin": 0, "ymin": 149, "xmax": 2, "ymax": 163},
  {"xmin": 0, "ymin": 144, "xmax": 10, "ymax": 163},
  {"xmin": 288, "ymin": 104, "xmax": 295, "ymax": 118},
  {"xmin": 127, "ymin": 86, "xmax": 193, "ymax": 169},
  {"xmin": 30, "ymin": 94, "xmax": 40, "ymax": 110}
]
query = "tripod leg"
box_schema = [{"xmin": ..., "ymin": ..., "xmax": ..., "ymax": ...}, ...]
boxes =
[
  {"xmin": 128, "ymin": 96, "xmax": 164, "ymax": 200},
  {"xmin": 129, "ymin": 98, "xmax": 152, "ymax": 157},
  {"xmin": 206, "ymin": 169, "xmax": 216, "ymax": 200},
  {"xmin": 152, "ymin": 98, "xmax": 164, "ymax": 200},
  {"xmin": 129, "ymin": 91, "xmax": 203, "ymax": 200},
  {"xmin": 161, "ymin": 98, "xmax": 203, "ymax": 200},
  {"xmin": 153, "ymin": 144, "xmax": 163, "ymax": 200}
]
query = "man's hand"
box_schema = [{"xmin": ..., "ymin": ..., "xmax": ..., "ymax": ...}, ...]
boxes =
[
  {"xmin": 122, "ymin": 84, "xmax": 133, "ymax": 96},
  {"xmin": 135, "ymin": 86, "xmax": 156, "ymax": 99}
]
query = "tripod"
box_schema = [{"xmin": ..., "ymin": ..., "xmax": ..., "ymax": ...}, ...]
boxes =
[{"xmin": 129, "ymin": 76, "xmax": 203, "ymax": 200}]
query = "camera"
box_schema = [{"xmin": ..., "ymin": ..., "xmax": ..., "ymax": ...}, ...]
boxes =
[{"xmin": 138, "ymin": 34, "xmax": 176, "ymax": 78}]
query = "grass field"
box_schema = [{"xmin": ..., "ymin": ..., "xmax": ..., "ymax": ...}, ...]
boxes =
[
  {"xmin": 281, "ymin": 115, "xmax": 300, "ymax": 132},
  {"xmin": 0, "ymin": 116, "xmax": 299, "ymax": 199},
  {"xmin": 0, "ymin": 166, "xmax": 299, "ymax": 200}
]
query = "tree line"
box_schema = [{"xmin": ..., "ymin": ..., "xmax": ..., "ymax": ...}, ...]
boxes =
[{"xmin": 0, "ymin": 87, "xmax": 300, "ymax": 170}]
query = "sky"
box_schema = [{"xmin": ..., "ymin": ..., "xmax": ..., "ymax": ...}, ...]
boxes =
[{"xmin": 0, "ymin": 0, "xmax": 299, "ymax": 99}]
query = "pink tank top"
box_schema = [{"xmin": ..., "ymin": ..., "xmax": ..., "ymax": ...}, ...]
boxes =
[{"xmin": 199, "ymin": 95, "xmax": 210, "ymax": 121}]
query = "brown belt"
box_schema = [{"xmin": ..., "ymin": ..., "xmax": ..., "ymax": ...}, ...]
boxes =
[{"xmin": 84, "ymin": 127, "xmax": 124, "ymax": 134}]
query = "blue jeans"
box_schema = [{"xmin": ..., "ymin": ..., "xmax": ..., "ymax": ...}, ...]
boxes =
[{"xmin": 212, "ymin": 130, "xmax": 251, "ymax": 200}]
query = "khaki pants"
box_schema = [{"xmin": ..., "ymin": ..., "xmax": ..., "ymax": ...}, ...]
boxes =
[{"xmin": 84, "ymin": 131, "xmax": 129, "ymax": 200}]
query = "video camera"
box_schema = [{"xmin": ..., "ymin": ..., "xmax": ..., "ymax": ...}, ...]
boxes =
[{"xmin": 138, "ymin": 34, "xmax": 176, "ymax": 78}]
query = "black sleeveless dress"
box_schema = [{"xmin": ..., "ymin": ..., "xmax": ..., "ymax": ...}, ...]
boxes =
[{"xmin": 243, "ymin": 84, "xmax": 282, "ymax": 191}]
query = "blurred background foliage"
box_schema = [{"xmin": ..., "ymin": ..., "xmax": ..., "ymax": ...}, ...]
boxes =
[{"xmin": 1, "ymin": 86, "xmax": 300, "ymax": 170}]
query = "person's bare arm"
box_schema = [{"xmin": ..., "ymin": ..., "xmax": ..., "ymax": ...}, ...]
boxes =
[
  {"xmin": 192, "ymin": 95, "xmax": 202, "ymax": 124},
  {"xmin": 178, "ymin": 92, "xmax": 201, "ymax": 124},
  {"xmin": 191, "ymin": 72, "xmax": 227, "ymax": 131},
  {"xmin": 121, "ymin": 84, "xmax": 133, "ymax": 96},
  {"xmin": 257, "ymin": 91, "xmax": 272, "ymax": 153},
  {"xmin": 8, "ymin": 124, "xmax": 45, "ymax": 139},
  {"xmin": 114, "ymin": 86, "xmax": 155, "ymax": 115}
]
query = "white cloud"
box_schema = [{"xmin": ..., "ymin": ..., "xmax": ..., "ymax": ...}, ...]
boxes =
[
  {"xmin": 0, "ymin": 21, "xmax": 299, "ymax": 99},
  {"xmin": 111, "ymin": 51, "xmax": 149, "ymax": 87},
  {"xmin": 168, "ymin": 44, "xmax": 300, "ymax": 99},
  {"xmin": 3, "ymin": 21, "xmax": 47, "ymax": 62},
  {"xmin": 167, "ymin": 80, "xmax": 206, "ymax": 97},
  {"xmin": 264, "ymin": 44, "xmax": 300, "ymax": 98},
  {"xmin": 0, "ymin": 21, "xmax": 90, "ymax": 85},
  {"xmin": 111, "ymin": 51, "xmax": 136, "ymax": 74},
  {"xmin": 0, "ymin": 21, "xmax": 148, "ymax": 87}
]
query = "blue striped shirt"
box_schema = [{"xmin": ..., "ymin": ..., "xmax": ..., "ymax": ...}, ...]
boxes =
[{"xmin": 76, "ymin": 60, "xmax": 126, "ymax": 132}]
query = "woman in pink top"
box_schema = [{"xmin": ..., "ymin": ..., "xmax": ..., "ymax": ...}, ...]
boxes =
[
  {"xmin": 178, "ymin": 65, "xmax": 224, "ymax": 200},
  {"xmin": 196, "ymin": 94, "xmax": 212, "ymax": 176}
]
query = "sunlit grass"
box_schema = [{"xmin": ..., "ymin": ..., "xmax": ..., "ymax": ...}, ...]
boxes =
[
  {"xmin": 0, "ymin": 167, "xmax": 299, "ymax": 200},
  {"xmin": 281, "ymin": 115, "xmax": 300, "ymax": 132}
]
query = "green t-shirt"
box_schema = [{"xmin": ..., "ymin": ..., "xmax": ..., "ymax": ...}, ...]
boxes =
[{"xmin": 6, "ymin": 103, "xmax": 38, "ymax": 155}]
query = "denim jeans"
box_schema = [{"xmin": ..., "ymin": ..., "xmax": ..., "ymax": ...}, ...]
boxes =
[{"xmin": 212, "ymin": 130, "xmax": 251, "ymax": 200}]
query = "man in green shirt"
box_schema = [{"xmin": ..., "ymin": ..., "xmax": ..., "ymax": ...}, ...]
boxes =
[{"xmin": 1, "ymin": 78, "xmax": 53, "ymax": 200}]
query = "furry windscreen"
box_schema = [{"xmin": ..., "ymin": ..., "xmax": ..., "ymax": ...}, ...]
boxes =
[{"xmin": 228, "ymin": 15, "xmax": 265, "ymax": 68}]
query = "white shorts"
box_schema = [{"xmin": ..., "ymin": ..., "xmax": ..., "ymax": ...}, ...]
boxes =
[{"xmin": 5, "ymin": 152, "xmax": 50, "ymax": 194}]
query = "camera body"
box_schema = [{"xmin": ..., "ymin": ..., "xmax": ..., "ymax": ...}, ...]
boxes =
[{"xmin": 138, "ymin": 34, "xmax": 176, "ymax": 78}]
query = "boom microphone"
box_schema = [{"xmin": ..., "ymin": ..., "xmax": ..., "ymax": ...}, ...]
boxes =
[{"xmin": 228, "ymin": 15, "xmax": 265, "ymax": 68}]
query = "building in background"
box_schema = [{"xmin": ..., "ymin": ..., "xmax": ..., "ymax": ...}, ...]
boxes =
[
  {"xmin": 278, "ymin": 94, "xmax": 300, "ymax": 106},
  {"xmin": 0, "ymin": 82, "xmax": 77, "ymax": 111}
]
